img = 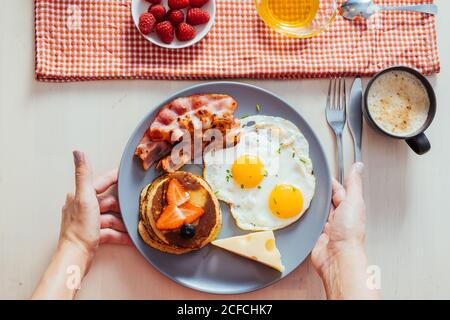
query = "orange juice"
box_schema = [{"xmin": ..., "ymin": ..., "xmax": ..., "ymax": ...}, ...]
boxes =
[{"xmin": 256, "ymin": 0, "xmax": 320, "ymax": 36}]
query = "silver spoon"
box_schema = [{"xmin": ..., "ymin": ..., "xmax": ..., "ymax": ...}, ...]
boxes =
[{"xmin": 340, "ymin": 0, "xmax": 438, "ymax": 20}]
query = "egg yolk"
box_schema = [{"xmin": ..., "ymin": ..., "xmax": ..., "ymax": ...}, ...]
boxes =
[
  {"xmin": 269, "ymin": 184, "xmax": 304, "ymax": 219},
  {"xmin": 231, "ymin": 154, "xmax": 265, "ymax": 188}
]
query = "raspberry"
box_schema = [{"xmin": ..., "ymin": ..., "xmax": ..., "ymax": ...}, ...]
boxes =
[
  {"xmin": 145, "ymin": 0, "xmax": 162, "ymax": 4},
  {"xmin": 168, "ymin": 0, "xmax": 189, "ymax": 10},
  {"xmin": 186, "ymin": 8, "xmax": 210, "ymax": 26},
  {"xmin": 139, "ymin": 13, "xmax": 156, "ymax": 35},
  {"xmin": 189, "ymin": 0, "xmax": 209, "ymax": 7},
  {"xmin": 148, "ymin": 4, "xmax": 166, "ymax": 22},
  {"xmin": 167, "ymin": 9, "xmax": 184, "ymax": 26},
  {"xmin": 176, "ymin": 22, "xmax": 196, "ymax": 41},
  {"xmin": 155, "ymin": 21, "xmax": 175, "ymax": 44}
]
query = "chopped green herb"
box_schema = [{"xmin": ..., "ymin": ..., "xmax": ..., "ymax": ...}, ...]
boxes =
[
  {"xmin": 256, "ymin": 104, "xmax": 261, "ymax": 112},
  {"xmin": 264, "ymin": 170, "xmax": 268, "ymax": 177},
  {"xmin": 257, "ymin": 185, "xmax": 261, "ymax": 189},
  {"xmin": 240, "ymin": 114, "xmax": 250, "ymax": 119},
  {"xmin": 241, "ymin": 184, "xmax": 244, "ymax": 189},
  {"xmin": 292, "ymin": 152, "xmax": 296, "ymax": 158},
  {"xmin": 300, "ymin": 158, "xmax": 307, "ymax": 164},
  {"xmin": 277, "ymin": 143, "xmax": 284, "ymax": 154},
  {"xmin": 273, "ymin": 198, "xmax": 277, "ymax": 205},
  {"xmin": 225, "ymin": 169, "xmax": 233, "ymax": 182},
  {"xmin": 214, "ymin": 190, "xmax": 220, "ymax": 196}
]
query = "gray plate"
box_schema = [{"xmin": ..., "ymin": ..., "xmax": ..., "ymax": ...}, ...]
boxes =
[{"xmin": 118, "ymin": 82, "xmax": 331, "ymax": 294}]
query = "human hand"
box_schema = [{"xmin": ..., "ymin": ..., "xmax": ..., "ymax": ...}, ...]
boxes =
[
  {"xmin": 32, "ymin": 151, "xmax": 132, "ymax": 299},
  {"xmin": 59, "ymin": 151, "xmax": 131, "ymax": 267},
  {"xmin": 311, "ymin": 162, "xmax": 366, "ymax": 277}
]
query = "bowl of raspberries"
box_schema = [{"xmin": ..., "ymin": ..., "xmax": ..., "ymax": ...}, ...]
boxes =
[{"xmin": 132, "ymin": 0, "xmax": 214, "ymax": 49}]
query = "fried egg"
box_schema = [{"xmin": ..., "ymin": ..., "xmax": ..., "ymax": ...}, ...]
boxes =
[{"xmin": 203, "ymin": 115, "xmax": 316, "ymax": 231}]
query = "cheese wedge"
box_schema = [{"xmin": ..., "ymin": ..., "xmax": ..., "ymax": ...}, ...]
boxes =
[{"xmin": 212, "ymin": 231, "xmax": 285, "ymax": 272}]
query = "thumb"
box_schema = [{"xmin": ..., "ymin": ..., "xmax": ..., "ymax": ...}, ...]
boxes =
[
  {"xmin": 73, "ymin": 150, "xmax": 93, "ymax": 197},
  {"xmin": 344, "ymin": 162, "xmax": 364, "ymax": 200}
]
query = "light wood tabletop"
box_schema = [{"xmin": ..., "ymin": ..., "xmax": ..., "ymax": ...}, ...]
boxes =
[{"xmin": 1, "ymin": 1, "xmax": 449, "ymax": 300}]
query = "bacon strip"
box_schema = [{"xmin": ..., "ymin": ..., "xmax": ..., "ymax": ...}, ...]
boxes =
[
  {"xmin": 135, "ymin": 94, "xmax": 239, "ymax": 171},
  {"xmin": 135, "ymin": 132, "xmax": 171, "ymax": 170},
  {"xmin": 149, "ymin": 94, "xmax": 237, "ymax": 142}
]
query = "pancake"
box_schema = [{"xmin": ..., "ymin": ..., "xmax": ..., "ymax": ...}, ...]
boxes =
[
  {"xmin": 138, "ymin": 183, "xmax": 190, "ymax": 254},
  {"xmin": 138, "ymin": 171, "xmax": 222, "ymax": 254}
]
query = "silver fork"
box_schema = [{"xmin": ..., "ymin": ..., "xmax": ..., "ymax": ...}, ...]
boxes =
[{"xmin": 326, "ymin": 78, "xmax": 346, "ymax": 184}]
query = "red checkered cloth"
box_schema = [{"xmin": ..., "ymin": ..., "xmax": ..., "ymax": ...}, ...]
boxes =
[{"xmin": 34, "ymin": 0, "xmax": 440, "ymax": 82}]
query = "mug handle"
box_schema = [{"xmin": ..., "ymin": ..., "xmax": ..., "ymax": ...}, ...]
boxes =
[{"xmin": 406, "ymin": 133, "xmax": 431, "ymax": 155}]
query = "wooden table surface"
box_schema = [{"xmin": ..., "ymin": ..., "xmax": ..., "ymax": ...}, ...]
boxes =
[{"xmin": 1, "ymin": 1, "xmax": 450, "ymax": 300}]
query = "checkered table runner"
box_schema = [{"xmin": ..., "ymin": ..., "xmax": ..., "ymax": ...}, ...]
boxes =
[{"xmin": 35, "ymin": 0, "xmax": 440, "ymax": 82}]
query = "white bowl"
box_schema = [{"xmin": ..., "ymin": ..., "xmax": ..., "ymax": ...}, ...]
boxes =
[{"xmin": 131, "ymin": 0, "xmax": 215, "ymax": 49}]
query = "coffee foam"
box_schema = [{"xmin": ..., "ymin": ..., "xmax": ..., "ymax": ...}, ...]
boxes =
[{"xmin": 368, "ymin": 71, "xmax": 430, "ymax": 137}]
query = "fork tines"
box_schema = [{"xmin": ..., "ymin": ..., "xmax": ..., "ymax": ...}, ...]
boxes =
[{"xmin": 327, "ymin": 78, "xmax": 346, "ymax": 111}]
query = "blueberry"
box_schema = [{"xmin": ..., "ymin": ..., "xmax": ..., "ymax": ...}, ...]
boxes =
[{"xmin": 180, "ymin": 224, "xmax": 196, "ymax": 239}]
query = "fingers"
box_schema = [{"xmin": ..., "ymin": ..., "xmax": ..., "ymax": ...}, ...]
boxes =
[
  {"xmin": 100, "ymin": 214, "xmax": 127, "ymax": 232},
  {"xmin": 73, "ymin": 150, "xmax": 94, "ymax": 197},
  {"xmin": 332, "ymin": 178, "xmax": 346, "ymax": 207},
  {"xmin": 100, "ymin": 214, "xmax": 131, "ymax": 246},
  {"xmin": 100, "ymin": 228, "xmax": 132, "ymax": 246},
  {"xmin": 344, "ymin": 162, "xmax": 364, "ymax": 201},
  {"xmin": 98, "ymin": 194, "xmax": 120, "ymax": 213},
  {"xmin": 94, "ymin": 169, "xmax": 118, "ymax": 194}
]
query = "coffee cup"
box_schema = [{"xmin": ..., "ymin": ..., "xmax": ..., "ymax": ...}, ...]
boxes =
[{"xmin": 364, "ymin": 66, "xmax": 436, "ymax": 155}]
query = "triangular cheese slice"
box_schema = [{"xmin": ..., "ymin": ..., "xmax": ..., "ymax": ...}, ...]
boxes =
[{"xmin": 212, "ymin": 231, "xmax": 285, "ymax": 272}]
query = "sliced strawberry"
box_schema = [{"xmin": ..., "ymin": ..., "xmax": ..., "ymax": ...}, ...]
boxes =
[
  {"xmin": 179, "ymin": 201, "xmax": 204, "ymax": 224},
  {"xmin": 156, "ymin": 204, "xmax": 185, "ymax": 230},
  {"xmin": 167, "ymin": 179, "xmax": 190, "ymax": 206}
]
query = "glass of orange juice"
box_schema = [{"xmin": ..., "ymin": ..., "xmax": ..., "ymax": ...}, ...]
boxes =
[{"xmin": 255, "ymin": 0, "xmax": 337, "ymax": 38}]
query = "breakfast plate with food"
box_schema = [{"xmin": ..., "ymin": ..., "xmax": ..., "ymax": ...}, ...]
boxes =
[{"xmin": 118, "ymin": 82, "xmax": 331, "ymax": 294}]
